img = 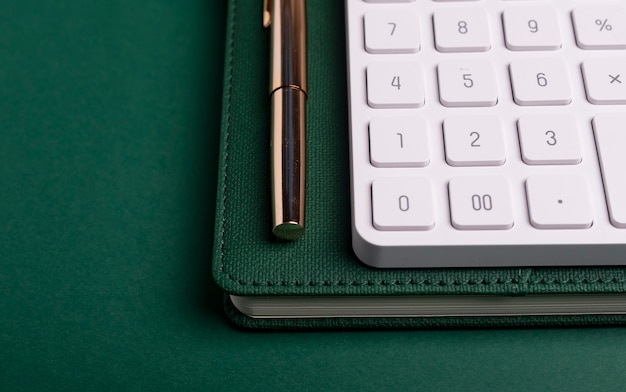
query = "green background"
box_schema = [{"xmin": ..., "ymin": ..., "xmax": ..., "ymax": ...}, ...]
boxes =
[{"xmin": 2, "ymin": 1, "xmax": 626, "ymax": 390}]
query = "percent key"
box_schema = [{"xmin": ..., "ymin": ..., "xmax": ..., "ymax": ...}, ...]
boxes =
[{"xmin": 573, "ymin": 5, "xmax": 626, "ymax": 49}]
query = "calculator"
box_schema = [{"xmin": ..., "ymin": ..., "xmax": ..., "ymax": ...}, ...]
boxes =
[{"xmin": 344, "ymin": 0, "xmax": 626, "ymax": 268}]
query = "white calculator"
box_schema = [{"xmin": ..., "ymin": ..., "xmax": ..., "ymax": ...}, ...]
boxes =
[{"xmin": 344, "ymin": 0, "xmax": 626, "ymax": 268}]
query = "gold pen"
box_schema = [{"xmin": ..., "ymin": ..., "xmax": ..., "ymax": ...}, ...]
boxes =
[{"xmin": 264, "ymin": 0, "xmax": 307, "ymax": 240}]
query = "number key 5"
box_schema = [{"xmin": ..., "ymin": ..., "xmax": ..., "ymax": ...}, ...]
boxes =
[{"xmin": 438, "ymin": 59, "xmax": 498, "ymax": 107}]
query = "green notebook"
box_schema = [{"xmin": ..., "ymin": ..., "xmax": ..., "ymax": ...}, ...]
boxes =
[{"xmin": 212, "ymin": 0, "xmax": 626, "ymax": 329}]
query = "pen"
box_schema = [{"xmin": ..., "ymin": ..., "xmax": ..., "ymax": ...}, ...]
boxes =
[{"xmin": 264, "ymin": 0, "xmax": 307, "ymax": 240}]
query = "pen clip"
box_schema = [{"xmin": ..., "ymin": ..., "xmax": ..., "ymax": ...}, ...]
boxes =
[{"xmin": 263, "ymin": 0, "xmax": 272, "ymax": 28}]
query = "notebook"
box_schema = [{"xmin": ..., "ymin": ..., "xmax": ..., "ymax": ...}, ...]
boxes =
[{"xmin": 212, "ymin": 0, "xmax": 626, "ymax": 329}]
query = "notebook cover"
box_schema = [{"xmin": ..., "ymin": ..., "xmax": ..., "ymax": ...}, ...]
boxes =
[{"xmin": 213, "ymin": 0, "xmax": 626, "ymax": 329}]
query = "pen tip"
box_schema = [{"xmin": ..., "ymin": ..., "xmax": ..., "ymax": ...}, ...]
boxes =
[
  {"xmin": 263, "ymin": 11, "xmax": 271, "ymax": 28},
  {"xmin": 273, "ymin": 222, "xmax": 305, "ymax": 241}
]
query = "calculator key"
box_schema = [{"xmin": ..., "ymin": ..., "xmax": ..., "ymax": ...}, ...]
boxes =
[
  {"xmin": 372, "ymin": 177, "xmax": 435, "ymax": 231},
  {"xmin": 518, "ymin": 114, "xmax": 582, "ymax": 165},
  {"xmin": 364, "ymin": 11, "xmax": 420, "ymax": 54},
  {"xmin": 437, "ymin": 60, "xmax": 498, "ymax": 107},
  {"xmin": 443, "ymin": 115, "xmax": 505, "ymax": 166},
  {"xmin": 433, "ymin": 8, "xmax": 491, "ymax": 52},
  {"xmin": 593, "ymin": 113, "xmax": 626, "ymax": 228},
  {"xmin": 449, "ymin": 176, "xmax": 514, "ymax": 230},
  {"xmin": 509, "ymin": 58, "xmax": 572, "ymax": 106},
  {"xmin": 572, "ymin": 6, "xmax": 626, "ymax": 50},
  {"xmin": 526, "ymin": 175, "xmax": 593, "ymax": 229},
  {"xmin": 365, "ymin": 0, "xmax": 414, "ymax": 3},
  {"xmin": 367, "ymin": 62, "xmax": 425, "ymax": 108},
  {"xmin": 502, "ymin": 6, "xmax": 562, "ymax": 51},
  {"xmin": 582, "ymin": 58, "xmax": 626, "ymax": 105},
  {"xmin": 369, "ymin": 117, "xmax": 430, "ymax": 168}
]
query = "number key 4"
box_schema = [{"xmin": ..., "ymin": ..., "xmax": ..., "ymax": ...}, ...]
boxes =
[{"xmin": 367, "ymin": 62, "xmax": 425, "ymax": 108}]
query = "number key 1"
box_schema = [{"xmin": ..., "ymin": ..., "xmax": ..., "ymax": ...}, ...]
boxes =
[{"xmin": 369, "ymin": 117, "xmax": 430, "ymax": 168}]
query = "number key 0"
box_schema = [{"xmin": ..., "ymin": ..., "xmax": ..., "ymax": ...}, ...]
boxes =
[{"xmin": 372, "ymin": 177, "xmax": 435, "ymax": 231}]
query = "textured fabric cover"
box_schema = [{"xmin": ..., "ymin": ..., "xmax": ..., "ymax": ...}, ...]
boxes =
[{"xmin": 213, "ymin": 0, "xmax": 626, "ymax": 329}]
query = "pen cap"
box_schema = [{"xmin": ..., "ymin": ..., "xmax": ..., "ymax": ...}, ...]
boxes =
[
  {"xmin": 269, "ymin": 0, "xmax": 307, "ymax": 94},
  {"xmin": 271, "ymin": 87, "xmax": 306, "ymax": 240}
]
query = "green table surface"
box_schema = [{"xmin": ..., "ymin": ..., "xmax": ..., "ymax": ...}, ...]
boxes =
[{"xmin": 2, "ymin": 1, "xmax": 626, "ymax": 391}]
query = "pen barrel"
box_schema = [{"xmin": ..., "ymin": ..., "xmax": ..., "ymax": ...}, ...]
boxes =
[
  {"xmin": 271, "ymin": 87, "xmax": 306, "ymax": 240},
  {"xmin": 269, "ymin": 0, "xmax": 307, "ymax": 94}
]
